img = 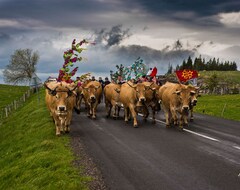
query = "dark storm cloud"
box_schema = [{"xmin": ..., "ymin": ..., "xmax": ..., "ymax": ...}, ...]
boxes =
[
  {"xmin": 0, "ymin": 0, "xmax": 134, "ymax": 29},
  {"xmin": 136, "ymin": 0, "xmax": 240, "ymax": 19},
  {"xmin": 94, "ymin": 25, "xmax": 132, "ymax": 48}
]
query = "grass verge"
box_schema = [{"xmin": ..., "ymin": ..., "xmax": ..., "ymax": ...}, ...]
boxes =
[
  {"xmin": 0, "ymin": 88, "xmax": 91, "ymax": 190},
  {"xmin": 195, "ymin": 94, "xmax": 240, "ymax": 121},
  {"xmin": 0, "ymin": 84, "xmax": 28, "ymax": 109}
]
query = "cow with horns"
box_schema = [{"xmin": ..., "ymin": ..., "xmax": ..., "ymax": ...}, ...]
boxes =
[
  {"xmin": 159, "ymin": 82, "xmax": 199, "ymax": 130},
  {"xmin": 44, "ymin": 81, "xmax": 77, "ymax": 136},
  {"xmin": 81, "ymin": 80, "xmax": 103, "ymax": 119},
  {"xmin": 119, "ymin": 81, "xmax": 154, "ymax": 127}
]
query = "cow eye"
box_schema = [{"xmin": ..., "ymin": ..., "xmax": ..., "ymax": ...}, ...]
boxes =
[{"xmin": 67, "ymin": 91, "xmax": 72, "ymax": 97}]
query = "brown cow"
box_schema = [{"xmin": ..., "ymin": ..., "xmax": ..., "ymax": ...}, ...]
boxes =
[
  {"xmin": 140, "ymin": 82, "xmax": 161, "ymax": 124},
  {"xmin": 104, "ymin": 83, "xmax": 121, "ymax": 119},
  {"xmin": 183, "ymin": 85, "xmax": 199, "ymax": 123},
  {"xmin": 45, "ymin": 81, "xmax": 77, "ymax": 136},
  {"xmin": 119, "ymin": 81, "xmax": 150, "ymax": 127},
  {"xmin": 81, "ymin": 80, "xmax": 103, "ymax": 119},
  {"xmin": 159, "ymin": 82, "xmax": 197, "ymax": 130},
  {"xmin": 74, "ymin": 85, "xmax": 83, "ymax": 114}
]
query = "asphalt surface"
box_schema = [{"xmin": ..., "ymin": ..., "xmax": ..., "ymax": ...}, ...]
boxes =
[{"xmin": 70, "ymin": 103, "xmax": 240, "ymax": 190}]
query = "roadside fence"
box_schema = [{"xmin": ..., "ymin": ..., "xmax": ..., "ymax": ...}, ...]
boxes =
[{"xmin": 0, "ymin": 88, "xmax": 35, "ymax": 120}]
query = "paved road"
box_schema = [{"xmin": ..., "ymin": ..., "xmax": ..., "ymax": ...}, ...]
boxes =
[{"xmin": 70, "ymin": 103, "xmax": 240, "ymax": 190}]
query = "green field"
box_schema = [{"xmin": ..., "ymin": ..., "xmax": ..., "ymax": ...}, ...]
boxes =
[
  {"xmin": 0, "ymin": 88, "xmax": 91, "ymax": 190},
  {"xmin": 0, "ymin": 84, "xmax": 28, "ymax": 109},
  {"xmin": 195, "ymin": 94, "xmax": 240, "ymax": 121},
  {"xmin": 199, "ymin": 70, "xmax": 240, "ymax": 84}
]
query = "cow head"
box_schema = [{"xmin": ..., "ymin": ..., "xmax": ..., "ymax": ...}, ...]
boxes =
[
  {"xmin": 127, "ymin": 82, "xmax": 149, "ymax": 103},
  {"xmin": 187, "ymin": 86, "xmax": 200, "ymax": 107},
  {"xmin": 173, "ymin": 87, "xmax": 192, "ymax": 114},
  {"xmin": 45, "ymin": 82, "xmax": 77, "ymax": 115},
  {"xmin": 83, "ymin": 85, "xmax": 100, "ymax": 104}
]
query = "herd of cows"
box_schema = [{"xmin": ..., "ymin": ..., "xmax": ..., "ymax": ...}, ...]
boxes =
[{"xmin": 44, "ymin": 80, "xmax": 199, "ymax": 136}]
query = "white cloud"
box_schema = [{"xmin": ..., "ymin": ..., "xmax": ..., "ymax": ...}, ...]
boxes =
[
  {"xmin": 0, "ymin": 19, "xmax": 20, "ymax": 27},
  {"xmin": 219, "ymin": 11, "xmax": 240, "ymax": 27}
]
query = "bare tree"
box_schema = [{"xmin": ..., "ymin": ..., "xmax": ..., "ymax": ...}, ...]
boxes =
[{"xmin": 3, "ymin": 49, "xmax": 39, "ymax": 84}]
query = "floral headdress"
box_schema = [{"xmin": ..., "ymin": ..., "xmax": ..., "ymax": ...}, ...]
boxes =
[{"xmin": 57, "ymin": 39, "xmax": 91, "ymax": 83}]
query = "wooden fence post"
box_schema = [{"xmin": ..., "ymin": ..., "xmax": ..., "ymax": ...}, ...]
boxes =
[{"xmin": 5, "ymin": 107, "xmax": 8, "ymax": 117}]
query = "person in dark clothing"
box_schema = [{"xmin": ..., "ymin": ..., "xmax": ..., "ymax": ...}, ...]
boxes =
[{"xmin": 104, "ymin": 77, "xmax": 110, "ymax": 87}]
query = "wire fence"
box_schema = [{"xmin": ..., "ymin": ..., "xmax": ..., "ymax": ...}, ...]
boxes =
[{"xmin": 0, "ymin": 88, "xmax": 34, "ymax": 120}]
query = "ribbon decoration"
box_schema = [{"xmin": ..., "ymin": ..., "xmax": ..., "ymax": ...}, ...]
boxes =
[
  {"xmin": 110, "ymin": 64, "xmax": 125, "ymax": 83},
  {"xmin": 123, "ymin": 57, "xmax": 148, "ymax": 81},
  {"xmin": 57, "ymin": 39, "xmax": 93, "ymax": 83}
]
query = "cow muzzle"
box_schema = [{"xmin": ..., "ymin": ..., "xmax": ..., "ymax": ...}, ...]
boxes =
[
  {"xmin": 139, "ymin": 97, "xmax": 146, "ymax": 103},
  {"xmin": 90, "ymin": 96, "xmax": 96, "ymax": 103},
  {"xmin": 57, "ymin": 106, "xmax": 67, "ymax": 115},
  {"xmin": 182, "ymin": 106, "xmax": 189, "ymax": 114}
]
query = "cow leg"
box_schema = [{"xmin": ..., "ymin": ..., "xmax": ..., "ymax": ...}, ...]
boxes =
[
  {"xmin": 52, "ymin": 115, "xmax": 61, "ymax": 136},
  {"xmin": 190, "ymin": 108, "xmax": 194, "ymax": 122},
  {"xmin": 124, "ymin": 107, "xmax": 129, "ymax": 122},
  {"xmin": 113, "ymin": 105, "xmax": 118, "ymax": 119},
  {"xmin": 92, "ymin": 102, "xmax": 98, "ymax": 119},
  {"xmin": 165, "ymin": 110, "xmax": 171, "ymax": 128},
  {"xmin": 129, "ymin": 105, "xmax": 138, "ymax": 127},
  {"xmin": 65, "ymin": 112, "xmax": 72, "ymax": 133},
  {"xmin": 105, "ymin": 101, "xmax": 111, "ymax": 118},
  {"xmin": 179, "ymin": 114, "xmax": 184, "ymax": 131},
  {"xmin": 116, "ymin": 106, "xmax": 121, "ymax": 117},
  {"xmin": 152, "ymin": 107, "xmax": 156, "ymax": 124},
  {"xmin": 170, "ymin": 107, "xmax": 178, "ymax": 126},
  {"xmin": 143, "ymin": 106, "xmax": 149, "ymax": 122}
]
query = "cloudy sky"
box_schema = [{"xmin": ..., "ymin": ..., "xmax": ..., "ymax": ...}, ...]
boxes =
[{"xmin": 0, "ymin": 0, "xmax": 240, "ymax": 83}]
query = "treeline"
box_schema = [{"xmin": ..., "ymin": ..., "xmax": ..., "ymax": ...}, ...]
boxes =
[{"xmin": 175, "ymin": 56, "xmax": 238, "ymax": 71}]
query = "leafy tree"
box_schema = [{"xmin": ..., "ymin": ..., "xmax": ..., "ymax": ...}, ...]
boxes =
[
  {"xmin": 206, "ymin": 73, "xmax": 218, "ymax": 93},
  {"xmin": 3, "ymin": 49, "xmax": 39, "ymax": 84}
]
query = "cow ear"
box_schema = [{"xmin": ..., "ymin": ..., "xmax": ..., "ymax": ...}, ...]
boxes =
[{"xmin": 190, "ymin": 91, "xmax": 196, "ymax": 96}]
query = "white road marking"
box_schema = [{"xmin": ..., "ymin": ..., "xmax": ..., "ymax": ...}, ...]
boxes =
[
  {"xmin": 140, "ymin": 114, "xmax": 220, "ymax": 142},
  {"xmin": 183, "ymin": 128, "xmax": 220, "ymax": 142}
]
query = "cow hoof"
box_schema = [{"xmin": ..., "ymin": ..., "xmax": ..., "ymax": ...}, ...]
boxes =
[
  {"xmin": 56, "ymin": 132, "xmax": 61, "ymax": 136},
  {"xmin": 133, "ymin": 125, "xmax": 139, "ymax": 128},
  {"xmin": 74, "ymin": 107, "xmax": 80, "ymax": 114},
  {"xmin": 178, "ymin": 127, "xmax": 183, "ymax": 131},
  {"xmin": 166, "ymin": 124, "xmax": 171, "ymax": 128},
  {"xmin": 190, "ymin": 118, "xmax": 194, "ymax": 122},
  {"xmin": 92, "ymin": 115, "xmax": 96, "ymax": 119}
]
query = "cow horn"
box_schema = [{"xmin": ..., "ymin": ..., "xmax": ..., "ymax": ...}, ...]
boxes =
[
  {"xmin": 127, "ymin": 81, "xmax": 136, "ymax": 88},
  {"xmin": 70, "ymin": 84, "xmax": 78, "ymax": 91},
  {"xmin": 44, "ymin": 82, "xmax": 57, "ymax": 95}
]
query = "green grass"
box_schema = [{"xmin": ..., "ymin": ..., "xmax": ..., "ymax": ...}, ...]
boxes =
[
  {"xmin": 0, "ymin": 84, "xmax": 29, "ymax": 109},
  {"xmin": 199, "ymin": 71, "xmax": 240, "ymax": 84},
  {"xmin": 195, "ymin": 94, "xmax": 240, "ymax": 121},
  {"xmin": 0, "ymin": 88, "xmax": 91, "ymax": 190}
]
